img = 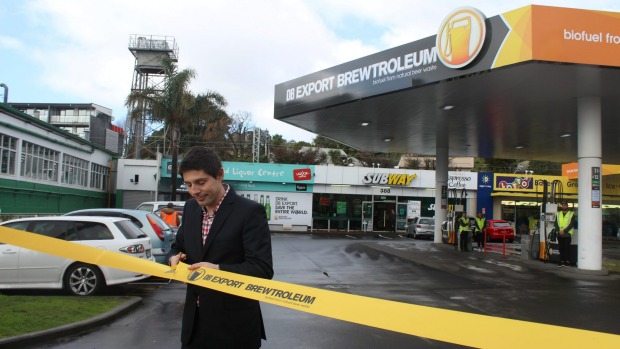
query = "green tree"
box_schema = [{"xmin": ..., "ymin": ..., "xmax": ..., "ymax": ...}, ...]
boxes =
[
  {"xmin": 126, "ymin": 58, "xmax": 228, "ymax": 198},
  {"xmin": 312, "ymin": 135, "xmax": 343, "ymax": 149},
  {"xmin": 270, "ymin": 134, "xmax": 286, "ymax": 147}
]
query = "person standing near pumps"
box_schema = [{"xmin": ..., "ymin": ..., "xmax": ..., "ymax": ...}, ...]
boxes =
[
  {"xmin": 458, "ymin": 211, "xmax": 470, "ymax": 252},
  {"xmin": 554, "ymin": 201, "xmax": 575, "ymax": 267},
  {"xmin": 474, "ymin": 211, "xmax": 486, "ymax": 250},
  {"xmin": 168, "ymin": 146, "xmax": 274, "ymax": 349}
]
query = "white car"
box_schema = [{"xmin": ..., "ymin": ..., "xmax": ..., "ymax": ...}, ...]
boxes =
[
  {"xmin": 406, "ymin": 217, "xmax": 435, "ymax": 239},
  {"xmin": 135, "ymin": 201, "xmax": 185, "ymax": 214},
  {"xmin": 0, "ymin": 216, "xmax": 154, "ymax": 296},
  {"xmin": 65, "ymin": 209, "xmax": 175, "ymax": 264}
]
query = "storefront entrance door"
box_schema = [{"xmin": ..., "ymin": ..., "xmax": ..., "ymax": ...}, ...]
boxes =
[
  {"xmin": 362, "ymin": 201, "xmax": 373, "ymax": 232},
  {"xmin": 373, "ymin": 201, "xmax": 396, "ymax": 232}
]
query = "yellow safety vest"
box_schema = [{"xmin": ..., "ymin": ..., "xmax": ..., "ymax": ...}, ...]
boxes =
[
  {"xmin": 556, "ymin": 211, "xmax": 574, "ymax": 235},
  {"xmin": 459, "ymin": 217, "xmax": 470, "ymax": 232},
  {"xmin": 475, "ymin": 217, "xmax": 485, "ymax": 232}
]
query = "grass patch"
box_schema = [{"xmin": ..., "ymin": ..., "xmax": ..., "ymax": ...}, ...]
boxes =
[{"xmin": 0, "ymin": 295, "xmax": 126, "ymax": 338}]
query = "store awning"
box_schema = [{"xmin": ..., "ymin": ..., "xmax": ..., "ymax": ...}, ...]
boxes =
[{"xmin": 491, "ymin": 192, "xmax": 578, "ymax": 199}]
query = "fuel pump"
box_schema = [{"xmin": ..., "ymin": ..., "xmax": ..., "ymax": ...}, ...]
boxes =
[
  {"xmin": 538, "ymin": 180, "xmax": 564, "ymax": 262},
  {"xmin": 447, "ymin": 188, "xmax": 458, "ymax": 246}
]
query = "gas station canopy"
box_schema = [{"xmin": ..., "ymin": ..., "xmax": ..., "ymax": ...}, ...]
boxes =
[{"xmin": 274, "ymin": 5, "xmax": 620, "ymax": 164}]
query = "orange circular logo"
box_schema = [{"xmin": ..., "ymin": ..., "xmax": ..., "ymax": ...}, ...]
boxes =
[{"xmin": 436, "ymin": 7, "xmax": 486, "ymax": 69}]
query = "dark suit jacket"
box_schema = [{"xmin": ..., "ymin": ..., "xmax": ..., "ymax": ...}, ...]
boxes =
[{"xmin": 169, "ymin": 186, "xmax": 274, "ymax": 348}]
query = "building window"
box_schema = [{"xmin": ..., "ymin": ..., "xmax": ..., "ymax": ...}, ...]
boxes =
[
  {"xmin": 62, "ymin": 154, "xmax": 89, "ymax": 187},
  {"xmin": 0, "ymin": 133, "xmax": 17, "ymax": 175},
  {"xmin": 20, "ymin": 141, "xmax": 60, "ymax": 181},
  {"xmin": 90, "ymin": 163, "xmax": 110, "ymax": 191}
]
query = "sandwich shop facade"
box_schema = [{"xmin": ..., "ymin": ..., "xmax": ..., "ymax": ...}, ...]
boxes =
[{"xmin": 158, "ymin": 159, "xmax": 478, "ymax": 232}]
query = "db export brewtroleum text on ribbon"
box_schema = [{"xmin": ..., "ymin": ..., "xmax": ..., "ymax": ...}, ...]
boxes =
[{"xmin": 1, "ymin": 226, "xmax": 618, "ymax": 348}]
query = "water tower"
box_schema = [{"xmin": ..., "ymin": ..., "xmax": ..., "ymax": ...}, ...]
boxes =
[{"xmin": 127, "ymin": 34, "xmax": 179, "ymax": 158}]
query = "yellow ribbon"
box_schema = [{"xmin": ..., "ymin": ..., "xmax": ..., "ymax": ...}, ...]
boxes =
[{"xmin": 1, "ymin": 226, "xmax": 618, "ymax": 348}]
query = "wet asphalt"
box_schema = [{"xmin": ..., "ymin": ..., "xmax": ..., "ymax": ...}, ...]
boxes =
[{"xmin": 6, "ymin": 233, "xmax": 620, "ymax": 349}]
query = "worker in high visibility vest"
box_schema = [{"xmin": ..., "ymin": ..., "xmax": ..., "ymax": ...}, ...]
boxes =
[
  {"xmin": 554, "ymin": 201, "xmax": 575, "ymax": 267},
  {"xmin": 474, "ymin": 211, "xmax": 486, "ymax": 250},
  {"xmin": 458, "ymin": 212, "xmax": 470, "ymax": 252},
  {"xmin": 161, "ymin": 202, "xmax": 181, "ymax": 227}
]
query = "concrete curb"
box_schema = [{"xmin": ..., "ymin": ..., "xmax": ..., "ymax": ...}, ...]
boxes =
[
  {"xmin": 363, "ymin": 240, "xmax": 620, "ymax": 281},
  {"xmin": 0, "ymin": 296, "xmax": 142, "ymax": 349}
]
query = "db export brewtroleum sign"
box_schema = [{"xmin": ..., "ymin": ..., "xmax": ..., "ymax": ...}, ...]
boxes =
[{"xmin": 274, "ymin": 5, "xmax": 620, "ymax": 119}]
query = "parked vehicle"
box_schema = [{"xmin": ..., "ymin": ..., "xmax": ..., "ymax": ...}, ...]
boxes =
[
  {"xmin": 406, "ymin": 217, "xmax": 435, "ymax": 239},
  {"xmin": 137, "ymin": 201, "xmax": 185, "ymax": 234},
  {"xmin": 65, "ymin": 209, "xmax": 175, "ymax": 264},
  {"xmin": 136, "ymin": 201, "xmax": 185, "ymax": 215},
  {"xmin": 0, "ymin": 216, "xmax": 153, "ymax": 296},
  {"xmin": 484, "ymin": 219, "xmax": 515, "ymax": 243}
]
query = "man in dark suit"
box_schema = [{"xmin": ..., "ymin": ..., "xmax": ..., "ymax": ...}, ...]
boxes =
[{"xmin": 168, "ymin": 146, "xmax": 274, "ymax": 349}]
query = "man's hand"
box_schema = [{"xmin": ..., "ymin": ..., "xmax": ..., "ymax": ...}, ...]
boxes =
[
  {"xmin": 188, "ymin": 262, "xmax": 220, "ymax": 270},
  {"xmin": 169, "ymin": 252, "xmax": 186, "ymax": 267}
]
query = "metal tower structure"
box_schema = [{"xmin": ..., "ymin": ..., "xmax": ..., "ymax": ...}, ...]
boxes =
[
  {"xmin": 127, "ymin": 34, "xmax": 179, "ymax": 159},
  {"xmin": 252, "ymin": 128, "xmax": 270, "ymax": 163},
  {"xmin": 252, "ymin": 128, "xmax": 261, "ymax": 163}
]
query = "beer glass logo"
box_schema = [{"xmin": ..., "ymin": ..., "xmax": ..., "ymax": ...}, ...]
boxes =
[
  {"xmin": 188, "ymin": 269, "xmax": 206, "ymax": 281},
  {"xmin": 436, "ymin": 7, "xmax": 486, "ymax": 69}
]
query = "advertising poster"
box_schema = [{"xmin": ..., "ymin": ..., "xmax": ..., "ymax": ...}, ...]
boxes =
[
  {"xmin": 238, "ymin": 191, "xmax": 312, "ymax": 226},
  {"xmin": 407, "ymin": 200, "xmax": 421, "ymax": 219}
]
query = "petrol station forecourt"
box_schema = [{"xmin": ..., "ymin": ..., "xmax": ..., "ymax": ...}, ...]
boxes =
[{"xmin": 274, "ymin": 5, "xmax": 620, "ymax": 271}]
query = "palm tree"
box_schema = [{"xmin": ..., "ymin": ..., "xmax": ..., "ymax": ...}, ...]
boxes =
[{"xmin": 126, "ymin": 58, "xmax": 227, "ymax": 199}]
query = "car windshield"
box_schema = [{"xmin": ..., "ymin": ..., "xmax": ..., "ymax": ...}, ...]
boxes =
[
  {"xmin": 494, "ymin": 222, "xmax": 512, "ymax": 228},
  {"xmin": 115, "ymin": 220, "xmax": 148, "ymax": 239},
  {"xmin": 135, "ymin": 204, "xmax": 154, "ymax": 212},
  {"xmin": 66, "ymin": 210, "xmax": 146, "ymax": 229},
  {"xmin": 419, "ymin": 219, "xmax": 434, "ymax": 225}
]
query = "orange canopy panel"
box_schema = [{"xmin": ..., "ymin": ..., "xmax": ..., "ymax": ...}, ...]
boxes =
[{"xmin": 562, "ymin": 163, "xmax": 620, "ymax": 179}]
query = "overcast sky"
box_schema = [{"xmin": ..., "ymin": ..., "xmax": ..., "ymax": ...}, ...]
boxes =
[{"xmin": 2, "ymin": 0, "xmax": 619, "ymax": 143}]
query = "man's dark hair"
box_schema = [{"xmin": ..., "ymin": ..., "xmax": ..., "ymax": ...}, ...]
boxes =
[{"xmin": 179, "ymin": 147, "xmax": 222, "ymax": 178}]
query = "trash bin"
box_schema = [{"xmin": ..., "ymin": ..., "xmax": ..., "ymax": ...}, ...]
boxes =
[
  {"xmin": 531, "ymin": 233, "xmax": 540, "ymax": 260},
  {"xmin": 521, "ymin": 234, "xmax": 531, "ymax": 261}
]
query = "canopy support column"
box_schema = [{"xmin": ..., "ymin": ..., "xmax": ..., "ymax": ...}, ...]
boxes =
[
  {"xmin": 435, "ymin": 113, "xmax": 448, "ymax": 244},
  {"xmin": 577, "ymin": 97, "xmax": 603, "ymax": 270}
]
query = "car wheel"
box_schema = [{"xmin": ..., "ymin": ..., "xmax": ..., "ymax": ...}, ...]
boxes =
[{"xmin": 64, "ymin": 263, "xmax": 105, "ymax": 296}]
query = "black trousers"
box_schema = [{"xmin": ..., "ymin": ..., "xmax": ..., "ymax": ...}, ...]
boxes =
[
  {"xmin": 475, "ymin": 232, "xmax": 484, "ymax": 247},
  {"xmin": 557, "ymin": 234, "xmax": 572, "ymax": 265}
]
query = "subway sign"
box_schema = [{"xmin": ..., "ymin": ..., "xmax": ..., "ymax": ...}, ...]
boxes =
[{"xmin": 361, "ymin": 172, "xmax": 417, "ymax": 186}]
